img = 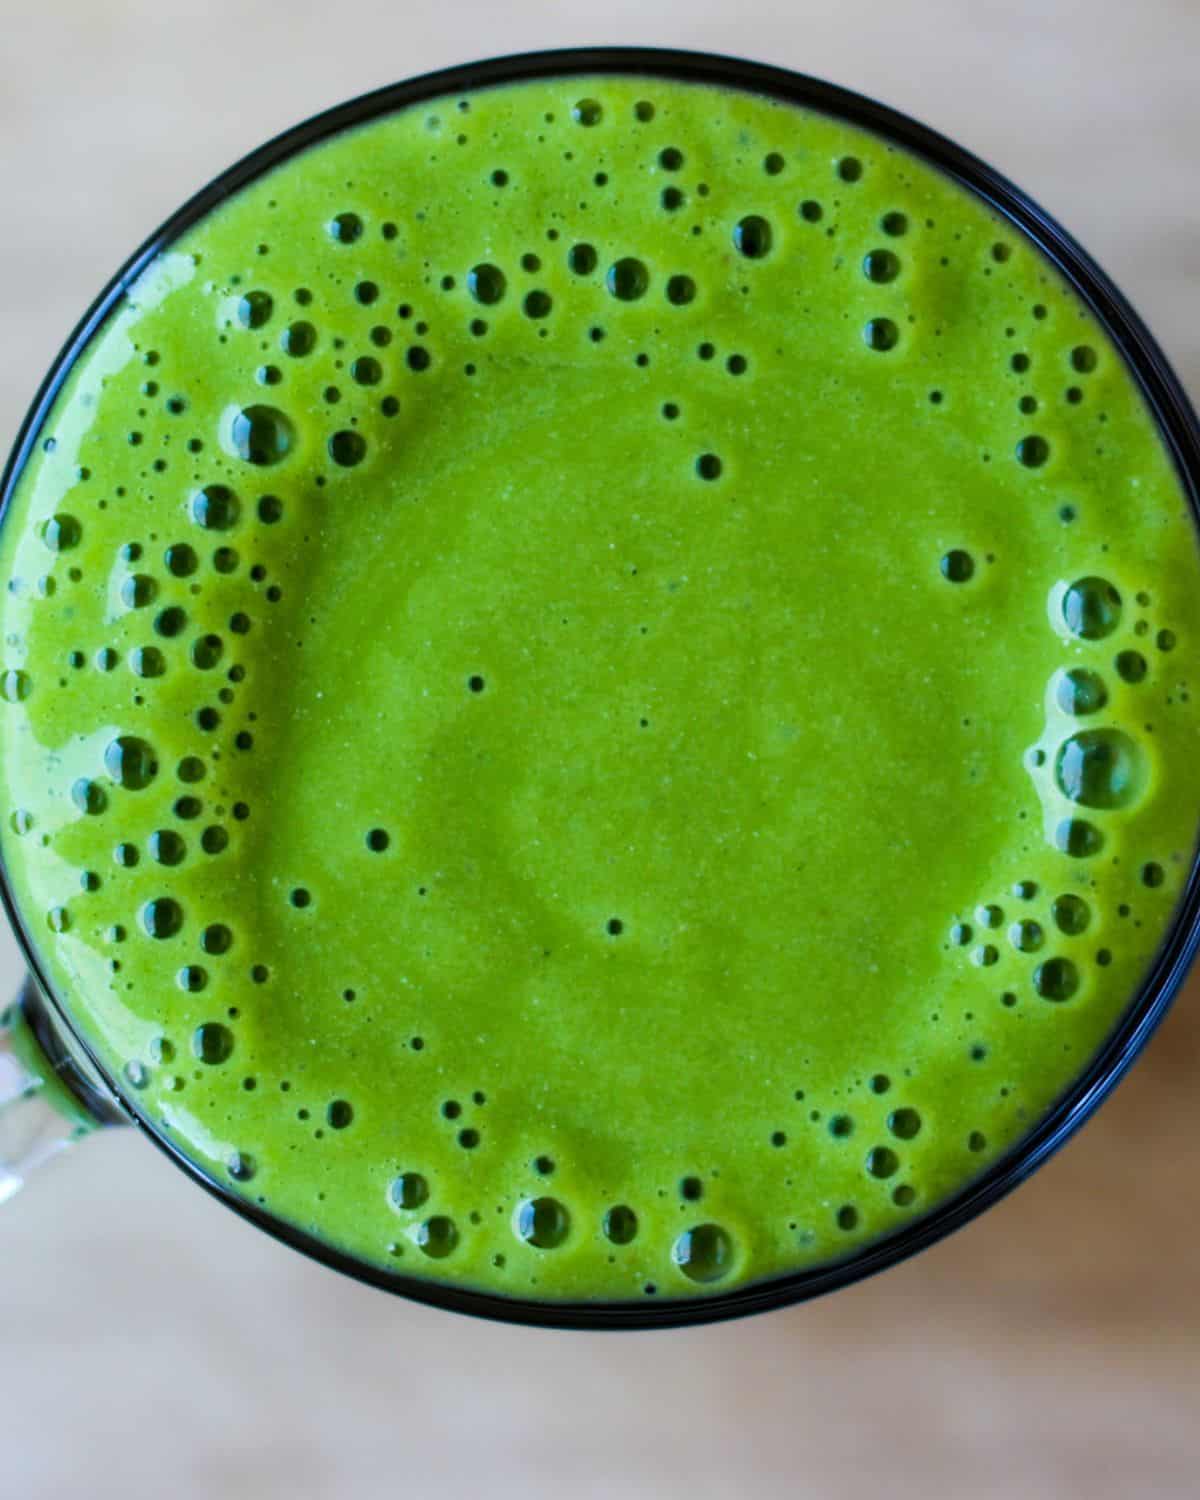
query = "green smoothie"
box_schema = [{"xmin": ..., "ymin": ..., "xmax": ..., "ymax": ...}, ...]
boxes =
[{"xmin": 2, "ymin": 71, "xmax": 1198, "ymax": 1303}]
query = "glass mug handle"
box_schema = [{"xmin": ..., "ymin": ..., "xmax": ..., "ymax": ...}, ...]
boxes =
[{"xmin": 0, "ymin": 976, "xmax": 125, "ymax": 1203}]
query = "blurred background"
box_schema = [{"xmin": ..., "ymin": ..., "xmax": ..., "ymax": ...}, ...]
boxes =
[{"xmin": 2, "ymin": 1, "xmax": 1198, "ymax": 1495}]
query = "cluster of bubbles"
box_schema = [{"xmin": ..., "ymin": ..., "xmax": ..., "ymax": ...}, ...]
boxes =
[
  {"xmin": 1043, "ymin": 576, "xmax": 1169, "ymax": 858},
  {"xmin": 948, "ymin": 576, "xmax": 1177, "ymax": 1012},
  {"xmin": 385, "ymin": 1156, "xmax": 737, "ymax": 1283}
]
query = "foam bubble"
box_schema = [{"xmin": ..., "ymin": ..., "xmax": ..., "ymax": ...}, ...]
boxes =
[
  {"xmin": 516, "ymin": 1196, "xmax": 569, "ymax": 1249},
  {"xmin": 672, "ymin": 1223, "xmax": 733, "ymax": 1282}
]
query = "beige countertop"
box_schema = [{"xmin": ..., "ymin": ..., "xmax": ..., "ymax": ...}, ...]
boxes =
[{"xmin": 1, "ymin": 2, "xmax": 1198, "ymax": 1496}]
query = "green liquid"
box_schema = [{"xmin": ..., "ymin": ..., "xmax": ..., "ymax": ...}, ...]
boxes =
[{"xmin": 3, "ymin": 73, "xmax": 1199, "ymax": 1303}]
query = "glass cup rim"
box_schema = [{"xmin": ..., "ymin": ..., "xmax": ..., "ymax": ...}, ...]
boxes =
[{"xmin": 3, "ymin": 44, "xmax": 1199, "ymax": 1331}]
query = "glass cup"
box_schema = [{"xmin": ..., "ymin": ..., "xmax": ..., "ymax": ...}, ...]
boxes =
[{"xmin": 2, "ymin": 46, "xmax": 1198, "ymax": 1329}]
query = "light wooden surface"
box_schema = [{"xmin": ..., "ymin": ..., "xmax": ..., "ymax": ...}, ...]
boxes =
[{"xmin": 1, "ymin": 3, "xmax": 1198, "ymax": 1496}]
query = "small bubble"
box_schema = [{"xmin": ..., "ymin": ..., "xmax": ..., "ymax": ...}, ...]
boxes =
[
  {"xmin": 415, "ymin": 1216, "xmax": 458, "ymax": 1258},
  {"xmin": 201, "ymin": 923, "xmax": 232, "ymax": 955},
  {"xmin": 177, "ymin": 965, "xmax": 207, "ymax": 993},
  {"xmin": 201, "ymin": 822, "xmax": 228, "ymax": 858},
  {"xmin": 327, "ymin": 1100, "xmax": 353, "ymax": 1129},
  {"xmin": 280, "ymin": 321, "xmax": 316, "ymax": 357},
  {"xmin": 661, "ymin": 186, "xmax": 685, "ymax": 212},
  {"xmin": 1034, "ymin": 956, "xmax": 1079, "ymax": 1002},
  {"xmin": 1016, "ymin": 434, "xmax": 1050, "ymax": 468},
  {"xmin": 467, "ymin": 263, "xmax": 506, "ymax": 305},
  {"xmin": 329, "ymin": 431, "xmax": 367, "ymax": 467},
  {"xmin": 350, "ymin": 356, "xmax": 381, "ymax": 387},
  {"xmin": 866, "ymin": 1146, "xmax": 900, "ymax": 1179},
  {"xmin": 829, "ymin": 1114, "xmax": 854, "ymax": 1138},
  {"xmin": 229, "ymin": 405, "xmax": 293, "ymax": 467},
  {"xmin": 870, "ymin": 1073, "xmax": 891, "ymax": 1094},
  {"xmin": 666, "ymin": 274, "xmax": 696, "ymax": 306},
  {"xmin": 607, "ymin": 258, "xmax": 649, "ymax": 301},
  {"xmin": 1009, "ymin": 919, "xmax": 1044, "ymax": 953},
  {"xmin": 1157, "ymin": 628, "xmax": 1176, "ymax": 653},
  {"xmin": 237, "ymin": 291, "xmax": 273, "ymax": 329},
  {"xmin": 121, "ymin": 574, "xmax": 157, "ymax": 610},
  {"xmin": 391, "ymin": 1172, "xmax": 429, "ymax": 1210},
  {"xmin": 1055, "ymin": 729, "xmax": 1143, "ymax": 809},
  {"xmin": 800, "ymin": 200, "xmax": 824, "ymax": 223},
  {"xmin": 290, "ymin": 888, "xmax": 311, "ymax": 909},
  {"xmin": 1062, "ymin": 577, "xmax": 1121, "ymax": 639},
  {"xmin": 572, "ymin": 98, "xmax": 602, "ymax": 126},
  {"xmin": 836, "ymin": 1205, "xmax": 859, "ymax": 1231},
  {"xmin": 696, "ymin": 453, "xmax": 722, "ymax": 481},
  {"xmin": 190, "ymin": 634, "xmax": 224, "ymax": 670},
  {"xmin": 837, "ymin": 156, "xmax": 863, "ymax": 182},
  {"xmin": 124, "ymin": 1061, "xmax": 149, "ymax": 1090},
  {"xmin": 523, "ymin": 290, "xmax": 552, "ymax": 319},
  {"xmin": 1071, "ymin": 345, "xmax": 1097, "ymax": 373},
  {"xmin": 672, "ymin": 1223, "xmax": 733, "ymax": 1282},
  {"xmin": 0, "ymin": 669, "xmax": 31, "ymax": 704},
  {"xmin": 192, "ymin": 1021, "xmax": 232, "ymax": 1063},
  {"xmin": 227, "ymin": 1151, "xmax": 255, "ymax": 1182},
  {"xmin": 149, "ymin": 829, "xmax": 185, "ymax": 866},
  {"xmin": 104, "ymin": 735, "xmax": 157, "ymax": 790},
  {"xmin": 40, "ymin": 514, "xmax": 81, "ymax": 552},
  {"xmin": 1142, "ymin": 861, "xmax": 1165, "ymax": 888},
  {"xmin": 863, "ymin": 318, "xmax": 899, "ymax": 352},
  {"xmin": 940, "ymin": 549, "xmax": 974, "ymax": 583},
  {"xmin": 658, "ymin": 146, "xmax": 684, "ymax": 171},
  {"xmin": 1115, "ymin": 650, "xmax": 1147, "ymax": 684},
  {"xmin": 1055, "ymin": 668, "xmax": 1108, "ymax": 716},
  {"xmin": 604, "ymin": 1204, "xmax": 638, "ymax": 1244},
  {"xmin": 863, "ymin": 248, "xmax": 900, "ymax": 283},
  {"xmin": 366, "ymin": 828, "xmax": 390, "ymax": 852},
  {"xmin": 976, "ymin": 904, "xmax": 1003, "ymax": 929},
  {"xmin": 1054, "ymin": 817, "xmax": 1105, "ymax": 858},
  {"xmin": 881, "ymin": 210, "xmax": 907, "ymax": 236},
  {"xmin": 516, "ymin": 1196, "xmax": 570, "ymax": 1249},
  {"xmin": 71, "ymin": 778, "xmax": 107, "ymax": 815},
  {"xmin": 165, "ymin": 543, "xmax": 198, "ymax": 577},
  {"xmin": 328, "ymin": 212, "xmax": 363, "ymax": 244},
  {"xmin": 191, "ymin": 485, "xmax": 239, "ymax": 531},
  {"xmin": 1051, "ymin": 893, "xmax": 1091, "ymax": 934},
  {"xmin": 888, "ymin": 1107, "xmax": 921, "ymax": 1140},
  {"xmin": 733, "ymin": 215, "xmax": 773, "ymax": 259}
]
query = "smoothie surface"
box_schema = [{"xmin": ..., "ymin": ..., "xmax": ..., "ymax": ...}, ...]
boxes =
[{"xmin": 2, "ymin": 72, "xmax": 1199, "ymax": 1302}]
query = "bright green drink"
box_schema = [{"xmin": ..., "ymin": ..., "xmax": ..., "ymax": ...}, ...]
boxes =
[{"xmin": 2, "ymin": 71, "xmax": 1198, "ymax": 1303}]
